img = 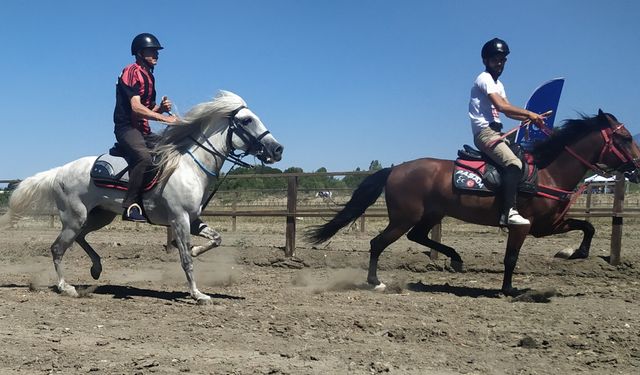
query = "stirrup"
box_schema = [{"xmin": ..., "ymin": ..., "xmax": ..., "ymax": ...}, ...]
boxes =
[
  {"xmin": 122, "ymin": 203, "xmax": 146, "ymax": 223},
  {"xmin": 501, "ymin": 208, "xmax": 530, "ymax": 226}
]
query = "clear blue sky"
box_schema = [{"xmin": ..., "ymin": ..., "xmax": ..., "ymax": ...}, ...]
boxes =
[{"xmin": 1, "ymin": 0, "xmax": 639, "ymax": 181}]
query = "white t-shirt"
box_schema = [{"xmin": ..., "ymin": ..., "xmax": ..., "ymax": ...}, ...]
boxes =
[{"xmin": 468, "ymin": 71, "xmax": 507, "ymax": 135}]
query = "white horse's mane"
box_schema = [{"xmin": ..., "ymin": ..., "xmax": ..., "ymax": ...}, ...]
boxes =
[{"xmin": 154, "ymin": 90, "xmax": 247, "ymax": 182}]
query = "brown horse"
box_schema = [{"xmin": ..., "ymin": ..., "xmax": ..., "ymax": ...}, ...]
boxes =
[{"xmin": 307, "ymin": 110, "xmax": 640, "ymax": 296}]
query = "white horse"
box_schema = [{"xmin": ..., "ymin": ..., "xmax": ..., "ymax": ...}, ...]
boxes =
[{"xmin": 0, "ymin": 91, "xmax": 283, "ymax": 304}]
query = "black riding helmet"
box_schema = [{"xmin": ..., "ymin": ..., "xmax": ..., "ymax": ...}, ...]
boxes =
[
  {"xmin": 131, "ymin": 33, "xmax": 164, "ymax": 56},
  {"xmin": 481, "ymin": 38, "xmax": 510, "ymax": 59}
]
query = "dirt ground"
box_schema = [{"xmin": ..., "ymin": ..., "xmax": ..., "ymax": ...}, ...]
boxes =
[{"xmin": 0, "ymin": 217, "xmax": 639, "ymax": 375}]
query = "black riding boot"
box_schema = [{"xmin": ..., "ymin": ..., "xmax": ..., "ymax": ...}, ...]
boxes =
[{"xmin": 499, "ymin": 165, "xmax": 530, "ymax": 226}]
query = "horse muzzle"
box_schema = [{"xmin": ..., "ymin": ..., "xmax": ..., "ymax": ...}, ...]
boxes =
[{"xmin": 256, "ymin": 141, "xmax": 284, "ymax": 164}]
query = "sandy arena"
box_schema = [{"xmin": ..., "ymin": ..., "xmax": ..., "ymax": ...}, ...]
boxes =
[{"xmin": 0, "ymin": 216, "xmax": 638, "ymax": 374}]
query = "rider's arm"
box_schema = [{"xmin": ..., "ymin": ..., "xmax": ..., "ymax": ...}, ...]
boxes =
[
  {"xmin": 488, "ymin": 93, "xmax": 544, "ymax": 126},
  {"xmin": 130, "ymin": 96, "xmax": 177, "ymax": 124}
]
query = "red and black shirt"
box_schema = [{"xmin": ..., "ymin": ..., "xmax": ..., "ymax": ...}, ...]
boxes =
[{"xmin": 113, "ymin": 62, "xmax": 156, "ymax": 135}]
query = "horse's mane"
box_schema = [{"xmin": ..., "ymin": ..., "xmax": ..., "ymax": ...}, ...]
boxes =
[
  {"xmin": 154, "ymin": 90, "xmax": 247, "ymax": 182},
  {"xmin": 530, "ymin": 113, "xmax": 610, "ymax": 168}
]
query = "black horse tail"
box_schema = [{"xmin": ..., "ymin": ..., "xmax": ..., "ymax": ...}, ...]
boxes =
[{"xmin": 306, "ymin": 167, "xmax": 393, "ymax": 244}]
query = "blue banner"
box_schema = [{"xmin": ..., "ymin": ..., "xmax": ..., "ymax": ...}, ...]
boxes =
[{"xmin": 516, "ymin": 78, "xmax": 564, "ymax": 150}]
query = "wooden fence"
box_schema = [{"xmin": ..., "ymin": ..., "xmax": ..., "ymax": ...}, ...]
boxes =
[
  {"xmin": 197, "ymin": 171, "xmax": 635, "ymax": 265},
  {"xmin": 1, "ymin": 173, "xmax": 636, "ymax": 264}
]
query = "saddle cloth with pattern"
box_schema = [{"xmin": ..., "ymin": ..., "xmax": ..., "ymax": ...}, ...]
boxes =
[{"xmin": 453, "ymin": 144, "xmax": 538, "ymax": 194}]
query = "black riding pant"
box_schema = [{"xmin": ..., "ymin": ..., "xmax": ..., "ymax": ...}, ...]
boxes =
[{"xmin": 114, "ymin": 126, "xmax": 152, "ymax": 208}]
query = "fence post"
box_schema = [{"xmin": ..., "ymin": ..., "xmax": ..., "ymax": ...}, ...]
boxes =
[
  {"xmin": 360, "ymin": 215, "xmax": 366, "ymax": 233},
  {"xmin": 285, "ymin": 176, "xmax": 298, "ymax": 257},
  {"xmin": 610, "ymin": 172, "xmax": 625, "ymax": 265},
  {"xmin": 232, "ymin": 191, "xmax": 238, "ymax": 232}
]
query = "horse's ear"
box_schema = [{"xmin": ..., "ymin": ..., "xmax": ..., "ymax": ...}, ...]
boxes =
[{"xmin": 598, "ymin": 109, "xmax": 605, "ymax": 117}]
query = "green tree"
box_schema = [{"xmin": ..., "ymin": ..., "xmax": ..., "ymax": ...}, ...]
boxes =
[
  {"xmin": 221, "ymin": 165, "xmax": 285, "ymax": 190},
  {"xmin": 343, "ymin": 167, "xmax": 366, "ymax": 189},
  {"xmin": 369, "ymin": 160, "xmax": 382, "ymax": 171}
]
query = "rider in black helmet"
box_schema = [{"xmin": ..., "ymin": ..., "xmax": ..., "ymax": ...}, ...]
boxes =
[
  {"xmin": 469, "ymin": 38, "xmax": 545, "ymax": 226},
  {"xmin": 113, "ymin": 33, "xmax": 178, "ymax": 222}
]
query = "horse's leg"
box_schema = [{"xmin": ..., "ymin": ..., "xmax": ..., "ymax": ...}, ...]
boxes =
[
  {"xmin": 51, "ymin": 203, "xmax": 87, "ymax": 297},
  {"xmin": 171, "ymin": 214, "xmax": 211, "ymax": 304},
  {"xmin": 75, "ymin": 208, "xmax": 117, "ymax": 280},
  {"xmin": 165, "ymin": 226, "xmax": 177, "ymax": 253},
  {"xmin": 406, "ymin": 216, "xmax": 464, "ymax": 272},
  {"xmin": 550, "ymin": 218, "xmax": 595, "ymax": 259},
  {"xmin": 502, "ymin": 225, "xmax": 529, "ymax": 296},
  {"xmin": 164, "ymin": 219, "xmax": 221, "ymax": 256},
  {"xmin": 190, "ymin": 218, "xmax": 222, "ymax": 257},
  {"xmin": 368, "ymin": 222, "xmax": 412, "ymax": 291}
]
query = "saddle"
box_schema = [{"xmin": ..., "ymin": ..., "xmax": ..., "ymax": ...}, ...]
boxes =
[
  {"xmin": 90, "ymin": 143, "xmax": 159, "ymax": 192},
  {"xmin": 453, "ymin": 143, "xmax": 538, "ymax": 194}
]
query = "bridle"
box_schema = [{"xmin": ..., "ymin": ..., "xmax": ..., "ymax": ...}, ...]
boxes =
[
  {"xmin": 225, "ymin": 106, "xmax": 272, "ymax": 164},
  {"xmin": 186, "ymin": 105, "xmax": 272, "ymax": 209},
  {"xmin": 188, "ymin": 105, "xmax": 271, "ymax": 172},
  {"xmin": 537, "ymin": 118, "xmax": 640, "ymax": 227},
  {"xmin": 539, "ymin": 119, "xmax": 640, "ymax": 177}
]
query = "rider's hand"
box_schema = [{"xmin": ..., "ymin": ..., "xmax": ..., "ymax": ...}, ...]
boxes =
[
  {"xmin": 528, "ymin": 112, "xmax": 546, "ymax": 127},
  {"xmin": 160, "ymin": 96, "xmax": 172, "ymax": 113}
]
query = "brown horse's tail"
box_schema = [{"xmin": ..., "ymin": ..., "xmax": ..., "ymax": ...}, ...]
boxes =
[{"xmin": 305, "ymin": 167, "xmax": 392, "ymax": 244}]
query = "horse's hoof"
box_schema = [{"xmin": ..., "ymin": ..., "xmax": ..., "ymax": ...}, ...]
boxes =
[
  {"xmin": 554, "ymin": 247, "xmax": 574, "ymax": 259},
  {"xmin": 212, "ymin": 236, "xmax": 222, "ymax": 247},
  {"xmin": 502, "ymin": 287, "xmax": 522, "ymax": 297},
  {"xmin": 373, "ymin": 283, "xmax": 387, "ymax": 293},
  {"xmin": 90, "ymin": 265, "xmax": 102, "ymax": 280},
  {"xmin": 568, "ymin": 250, "xmax": 589, "ymax": 260},
  {"xmin": 196, "ymin": 297, "xmax": 213, "ymax": 306},
  {"xmin": 555, "ymin": 247, "xmax": 588, "ymax": 260},
  {"xmin": 59, "ymin": 285, "xmax": 79, "ymax": 298},
  {"xmin": 191, "ymin": 246, "xmax": 204, "ymax": 258},
  {"xmin": 450, "ymin": 261, "xmax": 465, "ymax": 273}
]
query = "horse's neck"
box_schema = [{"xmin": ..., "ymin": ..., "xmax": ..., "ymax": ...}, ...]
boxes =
[{"xmin": 540, "ymin": 134, "xmax": 601, "ymax": 190}]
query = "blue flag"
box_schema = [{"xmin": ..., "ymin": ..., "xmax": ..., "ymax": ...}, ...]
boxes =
[{"xmin": 516, "ymin": 78, "xmax": 564, "ymax": 150}]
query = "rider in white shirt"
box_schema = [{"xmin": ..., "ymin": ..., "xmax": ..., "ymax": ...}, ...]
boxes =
[{"xmin": 468, "ymin": 38, "xmax": 545, "ymax": 226}]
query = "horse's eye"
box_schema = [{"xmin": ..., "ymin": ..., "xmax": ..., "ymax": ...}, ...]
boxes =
[{"xmin": 241, "ymin": 118, "xmax": 252, "ymax": 126}]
